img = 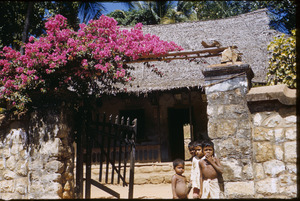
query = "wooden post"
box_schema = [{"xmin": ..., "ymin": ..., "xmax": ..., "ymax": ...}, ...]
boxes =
[
  {"xmin": 128, "ymin": 118, "xmax": 137, "ymax": 199},
  {"xmin": 85, "ymin": 108, "xmax": 92, "ymax": 199}
]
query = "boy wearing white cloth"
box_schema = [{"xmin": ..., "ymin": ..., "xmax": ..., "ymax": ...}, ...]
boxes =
[
  {"xmin": 199, "ymin": 140, "xmax": 223, "ymax": 199},
  {"xmin": 190, "ymin": 141, "xmax": 203, "ymax": 198}
]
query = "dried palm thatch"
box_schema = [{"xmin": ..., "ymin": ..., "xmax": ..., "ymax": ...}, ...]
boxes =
[{"xmin": 114, "ymin": 8, "xmax": 282, "ymax": 95}]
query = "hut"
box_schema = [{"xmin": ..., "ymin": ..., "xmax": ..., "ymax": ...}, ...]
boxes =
[{"xmin": 90, "ymin": 8, "xmax": 282, "ymax": 162}]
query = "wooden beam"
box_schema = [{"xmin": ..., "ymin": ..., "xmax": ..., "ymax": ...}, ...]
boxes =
[{"xmin": 124, "ymin": 46, "xmax": 238, "ymax": 64}]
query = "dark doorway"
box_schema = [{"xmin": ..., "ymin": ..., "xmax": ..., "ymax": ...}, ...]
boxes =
[{"xmin": 168, "ymin": 108, "xmax": 190, "ymax": 161}]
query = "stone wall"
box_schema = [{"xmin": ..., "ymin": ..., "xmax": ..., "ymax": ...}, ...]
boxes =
[
  {"xmin": 0, "ymin": 106, "xmax": 75, "ymax": 199},
  {"xmin": 247, "ymin": 86, "xmax": 297, "ymax": 198},
  {"xmin": 202, "ymin": 63, "xmax": 297, "ymax": 199}
]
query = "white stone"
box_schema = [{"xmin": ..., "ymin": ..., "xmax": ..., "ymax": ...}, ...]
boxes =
[
  {"xmin": 254, "ymin": 163, "xmax": 265, "ymax": 180},
  {"xmin": 262, "ymin": 114, "xmax": 282, "ymax": 127},
  {"xmin": 3, "ymin": 170, "xmax": 17, "ymax": 180},
  {"xmin": 284, "ymin": 141, "xmax": 296, "ymax": 163},
  {"xmin": 225, "ymin": 181, "xmax": 255, "ymax": 196},
  {"xmin": 274, "ymin": 128, "xmax": 284, "ymax": 142},
  {"xmin": 206, "ymin": 105, "xmax": 214, "ymax": 116},
  {"xmin": 255, "ymin": 178, "xmax": 278, "ymax": 194},
  {"xmin": 286, "ymin": 163, "xmax": 297, "ymax": 174},
  {"xmin": 253, "ymin": 113, "xmax": 263, "ymax": 126},
  {"xmin": 285, "ymin": 127, "xmax": 296, "ymax": 140},
  {"xmin": 283, "ymin": 115, "xmax": 296, "ymax": 124},
  {"xmin": 263, "ymin": 159, "xmax": 285, "ymax": 177},
  {"xmin": 279, "ymin": 173, "xmax": 296, "ymax": 186},
  {"xmin": 221, "ymin": 158, "xmax": 242, "ymax": 180},
  {"xmin": 274, "ymin": 145, "xmax": 283, "ymax": 161}
]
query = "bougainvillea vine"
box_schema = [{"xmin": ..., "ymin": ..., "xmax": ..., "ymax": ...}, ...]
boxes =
[{"xmin": 0, "ymin": 14, "xmax": 183, "ymax": 114}]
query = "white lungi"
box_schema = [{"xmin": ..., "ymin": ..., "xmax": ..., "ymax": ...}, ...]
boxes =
[{"xmin": 201, "ymin": 178, "xmax": 220, "ymax": 199}]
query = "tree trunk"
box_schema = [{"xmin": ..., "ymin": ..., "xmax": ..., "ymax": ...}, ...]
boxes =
[{"xmin": 20, "ymin": 2, "xmax": 33, "ymax": 55}]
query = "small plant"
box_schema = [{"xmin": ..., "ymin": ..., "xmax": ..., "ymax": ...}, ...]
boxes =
[{"xmin": 267, "ymin": 29, "xmax": 296, "ymax": 89}]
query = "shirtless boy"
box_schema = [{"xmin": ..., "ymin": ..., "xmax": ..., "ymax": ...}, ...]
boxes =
[
  {"xmin": 171, "ymin": 159, "xmax": 191, "ymax": 199},
  {"xmin": 199, "ymin": 140, "xmax": 223, "ymax": 199}
]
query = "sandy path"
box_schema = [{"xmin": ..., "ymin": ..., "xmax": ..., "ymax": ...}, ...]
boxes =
[{"xmin": 89, "ymin": 183, "xmax": 193, "ymax": 199}]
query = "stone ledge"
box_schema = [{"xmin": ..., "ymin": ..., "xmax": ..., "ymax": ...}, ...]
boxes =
[{"xmin": 247, "ymin": 84, "xmax": 296, "ymax": 105}]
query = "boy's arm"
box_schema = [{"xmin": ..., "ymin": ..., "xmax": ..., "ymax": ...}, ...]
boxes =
[
  {"xmin": 206, "ymin": 156, "xmax": 223, "ymax": 174},
  {"xmin": 199, "ymin": 161, "xmax": 203, "ymax": 198},
  {"xmin": 171, "ymin": 175, "xmax": 179, "ymax": 199}
]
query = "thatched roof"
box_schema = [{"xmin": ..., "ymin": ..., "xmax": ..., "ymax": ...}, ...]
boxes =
[{"xmin": 116, "ymin": 8, "xmax": 282, "ymax": 94}]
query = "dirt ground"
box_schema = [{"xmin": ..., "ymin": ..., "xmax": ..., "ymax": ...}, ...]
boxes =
[{"xmin": 89, "ymin": 183, "xmax": 193, "ymax": 199}]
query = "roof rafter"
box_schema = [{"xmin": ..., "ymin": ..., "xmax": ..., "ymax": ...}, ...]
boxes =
[{"xmin": 125, "ymin": 46, "xmax": 241, "ymax": 64}]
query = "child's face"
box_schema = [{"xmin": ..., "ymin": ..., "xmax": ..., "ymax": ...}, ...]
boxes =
[
  {"xmin": 203, "ymin": 146, "xmax": 214, "ymax": 157},
  {"xmin": 194, "ymin": 145, "xmax": 203, "ymax": 158},
  {"xmin": 174, "ymin": 163, "xmax": 185, "ymax": 175},
  {"xmin": 189, "ymin": 146, "xmax": 195, "ymax": 156}
]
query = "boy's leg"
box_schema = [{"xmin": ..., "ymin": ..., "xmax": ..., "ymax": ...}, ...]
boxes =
[{"xmin": 192, "ymin": 188, "xmax": 200, "ymax": 198}]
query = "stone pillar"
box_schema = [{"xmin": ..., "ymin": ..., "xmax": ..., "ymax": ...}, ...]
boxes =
[
  {"xmin": 202, "ymin": 62, "xmax": 255, "ymax": 198},
  {"xmin": 0, "ymin": 105, "xmax": 75, "ymax": 199}
]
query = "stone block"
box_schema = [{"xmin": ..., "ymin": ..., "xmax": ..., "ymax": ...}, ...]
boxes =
[
  {"xmin": 254, "ymin": 163, "xmax": 265, "ymax": 180},
  {"xmin": 44, "ymin": 182, "xmax": 63, "ymax": 198},
  {"xmin": 161, "ymin": 165, "xmax": 172, "ymax": 172},
  {"xmin": 283, "ymin": 115, "xmax": 296, "ymax": 125},
  {"xmin": 274, "ymin": 145, "xmax": 283, "ymax": 161},
  {"xmin": 1, "ymin": 180, "xmax": 14, "ymax": 192},
  {"xmin": 286, "ymin": 163, "xmax": 296, "ymax": 174},
  {"xmin": 16, "ymin": 160, "xmax": 28, "ymax": 176},
  {"xmin": 39, "ymin": 138, "xmax": 62, "ymax": 157},
  {"xmin": 215, "ymin": 139, "xmax": 236, "ymax": 158},
  {"xmin": 149, "ymin": 174, "xmax": 164, "ymax": 184},
  {"xmin": 278, "ymin": 185, "xmax": 297, "ymax": 197},
  {"xmin": 254, "ymin": 142, "xmax": 274, "ymax": 162},
  {"xmin": 137, "ymin": 166, "xmax": 152, "ymax": 173},
  {"xmin": 0, "ymin": 159, "xmax": 4, "ymax": 170},
  {"xmin": 45, "ymin": 160, "xmax": 64, "ymax": 174},
  {"xmin": 63, "ymin": 190, "xmax": 71, "ymax": 199},
  {"xmin": 42, "ymin": 173, "xmax": 62, "ymax": 183},
  {"xmin": 284, "ymin": 141, "xmax": 296, "ymax": 163},
  {"xmin": 134, "ymin": 174, "xmax": 149, "ymax": 184},
  {"xmin": 225, "ymin": 181, "xmax": 254, "ymax": 197},
  {"xmin": 15, "ymin": 177, "xmax": 28, "ymax": 195},
  {"xmin": 253, "ymin": 113, "xmax": 263, "ymax": 126},
  {"xmin": 6, "ymin": 155, "xmax": 16, "ymax": 171},
  {"xmin": 64, "ymin": 181, "xmax": 71, "ymax": 191},
  {"xmin": 242, "ymin": 163, "xmax": 253, "ymax": 179},
  {"xmin": 221, "ymin": 158, "xmax": 242, "ymax": 181},
  {"xmin": 285, "ymin": 127, "xmax": 296, "ymax": 140},
  {"xmin": 216, "ymin": 119, "xmax": 237, "ymax": 138},
  {"xmin": 263, "ymin": 159, "xmax": 285, "ymax": 177},
  {"xmin": 279, "ymin": 173, "xmax": 296, "ymax": 187},
  {"xmin": 255, "ymin": 178, "xmax": 278, "ymax": 195},
  {"xmin": 253, "ymin": 127, "xmax": 273, "ymax": 141},
  {"xmin": 207, "ymin": 121, "xmax": 217, "ymax": 139},
  {"xmin": 206, "ymin": 105, "xmax": 214, "ymax": 117},
  {"xmin": 262, "ymin": 114, "xmax": 282, "ymax": 127},
  {"xmin": 3, "ymin": 170, "xmax": 17, "ymax": 180},
  {"xmin": 274, "ymin": 128, "xmax": 284, "ymax": 142}
]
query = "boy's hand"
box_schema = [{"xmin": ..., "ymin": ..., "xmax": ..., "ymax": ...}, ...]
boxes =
[{"xmin": 205, "ymin": 154, "xmax": 215, "ymax": 164}]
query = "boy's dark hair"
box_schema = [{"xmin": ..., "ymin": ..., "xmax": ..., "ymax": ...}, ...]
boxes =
[
  {"xmin": 188, "ymin": 141, "xmax": 194, "ymax": 148},
  {"xmin": 193, "ymin": 140, "xmax": 203, "ymax": 148},
  {"xmin": 173, "ymin": 158, "xmax": 184, "ymax": 169},
  {"xmin": 202, "ymin": 140, "xmax": 215, "ymax": 155}
]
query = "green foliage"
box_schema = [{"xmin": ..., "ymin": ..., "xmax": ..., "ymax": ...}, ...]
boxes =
[
  {"xmin": 107, "ymin": 9, "xmax": 158, "ymax": 26},
  {"xmin": 267, "ymin": 30, "xmax": 296, "ymax": 88}
]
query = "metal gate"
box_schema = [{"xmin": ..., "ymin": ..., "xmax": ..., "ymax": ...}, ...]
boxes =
[{"xmin": 75, "ymin": 110, "xmax": 137, "ymax": 199}]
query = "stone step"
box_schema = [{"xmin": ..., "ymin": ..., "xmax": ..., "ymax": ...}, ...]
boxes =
[{"xmin": 75, "ymin": 161, "xmax": 192, "ymax": 185}]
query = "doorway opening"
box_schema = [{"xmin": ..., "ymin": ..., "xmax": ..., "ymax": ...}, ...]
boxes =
[{"xmin": 168, "ymin": 108, "xmax": 191, "ymax": 161}]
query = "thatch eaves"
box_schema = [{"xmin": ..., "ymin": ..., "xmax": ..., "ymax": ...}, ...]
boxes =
[{"xmin": 115, "ymin": 8, "xmax": 282, "ymax": 94}]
